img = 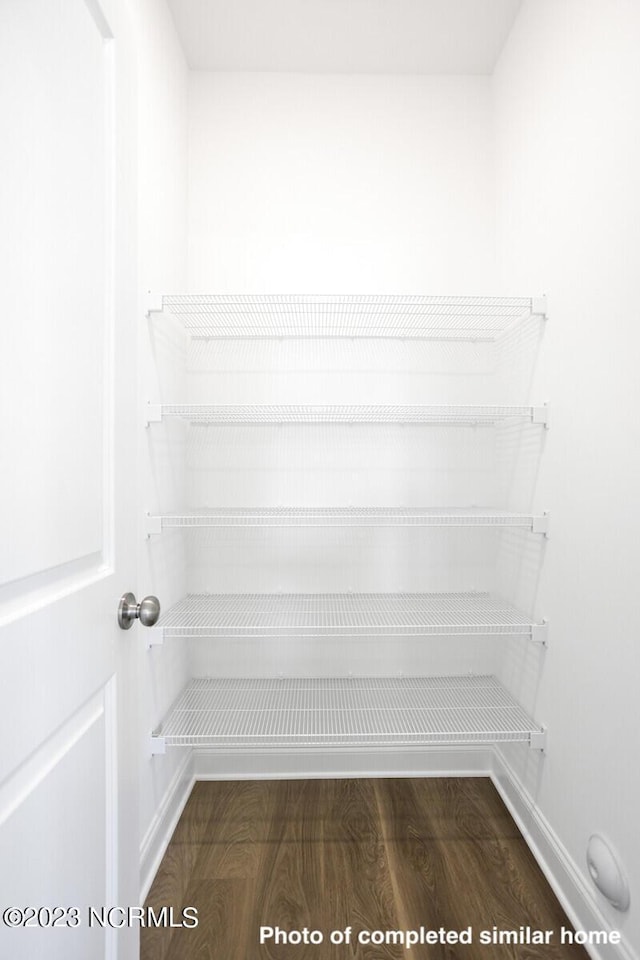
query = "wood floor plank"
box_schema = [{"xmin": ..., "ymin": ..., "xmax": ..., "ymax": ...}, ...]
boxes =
[
  {"xmin": 426, "ymin": 835, "xmax": 591, "ymax": 960},
  {"xmin": 318, "ymin": 779, "xmax": 403, "ymax": 960},
  {"xmin": 376, "ymin": 777, "xmax": 521, "ymax": 842},
  {"xmin": 141, "ymin": 788, "xmax": 213, "ymax": 960},
  {"xmin": 164, "ymin": 879, "xmax": 252, "ymax": 960},
  {"xmin": 375, "ymin": 778, "xmax": 590, "ymax": 960},
  {"xmin": 246, "ymin": 780, "xmax": 327, "ymax": 960},
  {"xmin": 373, "ymin": 778, "xmax": 448, "ymax": 957},
  {"xmin": 142, "ymin": 777, "xmax": 593, "ymax": 960},
  {"xmin": 194, "ymin": 779, "xmax": 281, "ymax": 879}
]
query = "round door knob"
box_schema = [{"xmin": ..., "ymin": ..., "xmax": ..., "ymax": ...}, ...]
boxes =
[
  {"xmin": 118, "ymin": 592, "xmax": 161, "ymax": 630},
  {"xmin": 138, "ymin": 595, "xmax": 161, "ymax": 626}
]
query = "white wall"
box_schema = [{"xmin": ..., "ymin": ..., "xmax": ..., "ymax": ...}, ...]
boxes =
[
  {"xmin": 188, "ymin": 72, "xmax": 495, "ymax": 293},
  {"xmin": 494, "ymin": 1, "xmax": 640, "ymax": 953},
  {"xmin": 133, "ymin": 0, "xmax": 190, "ymax": 871},
  {"xmin": 184, "ymin": 72, "xmax": 523, "ymax": 680}
]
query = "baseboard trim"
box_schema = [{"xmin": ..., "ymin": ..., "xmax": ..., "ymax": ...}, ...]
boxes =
[
  {"xmin": 491, "ymin": 751, "xmax": 637, "ymax": 960},
  {"xmin": 139, "ymin": 752, "xmax": 195, "ymax": 903},
  {"xmin": 192, "ymin": 745, "xmax": 494, "ymax": 780}
]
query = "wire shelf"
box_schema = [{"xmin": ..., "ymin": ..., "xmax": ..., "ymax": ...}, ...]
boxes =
[
  {"xmin": 149, "ymin": 403, "xmax": 546, "ymax": 425},
  {"xmin": 150, "ymin": 507, "xmax": 547, "ymax": 531},
  {"xmin": 152, "ymin": 675, "xmax": 542, "ymax": 748},
  {"xmin": 156, "ymin": 294, "xmax": 544, "ymax": 341},
  {"xmin": 157, "ymin": 592, "xmax": 539, "ymax": 638}
]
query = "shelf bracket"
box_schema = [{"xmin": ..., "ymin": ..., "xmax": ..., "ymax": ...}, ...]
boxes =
[
  {"xmin": 146, "ymin": 627, "xmax": 164, "ymax": 649},
  {"xmin": 529, "ymin": 726, "xmax": 548, "ymax": 751},
  {"xmin": 531, "ymin": 295, "xmax": 548, "ymax": 318},
  {"xmin": 531, "ymin": 619, "xmax": 549, "ymax": 645},
  {"xmin": 532, "ymin": 403, "xmax": 550, "ymax": 428},
  {"xmin": 146, "ymin": 292, "xmax": 164, "ymax": 316},
  {"xmin": 145, "ymin": 514, "xmax": 162, "ymax": 537},
  {"xmin": 532, "ymin": 512, "xmax": 550, "ymax": 537},
  {"xmin": 146, "ymin": 403, "xmax": 162, "ymax": 425},
  {"xmin": 150, "ymin": 734, "xmax": 166, "ymax": 756}
]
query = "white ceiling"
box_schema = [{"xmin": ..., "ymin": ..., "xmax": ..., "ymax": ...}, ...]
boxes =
[{"xmin": 166, "ymin": 0, "xmax": 523, "ymax": 74}]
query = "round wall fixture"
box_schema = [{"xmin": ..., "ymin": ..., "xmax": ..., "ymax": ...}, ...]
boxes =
[{"xmin": 586, "ymin": 835, "xmax": 630, "ymax": 911}]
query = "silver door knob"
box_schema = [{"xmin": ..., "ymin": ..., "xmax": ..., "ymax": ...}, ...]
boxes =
[{"xmin": 118, "ymin": 592, "xmax": 161, "ymax": 630}]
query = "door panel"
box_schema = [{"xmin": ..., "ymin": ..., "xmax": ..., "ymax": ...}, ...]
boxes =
[
  {"xmin": 0, "ymin": 683, "xmax": 116, "ymax": 958},
  {"xmin": 0, "ymin": 0, "xmax": 111, "ymax": 595},
  {"xmin": 0, "ymin": 1, "xmax": 137, "ymax": 958}
]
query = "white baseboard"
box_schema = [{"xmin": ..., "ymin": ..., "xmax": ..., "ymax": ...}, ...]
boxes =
[
  {"xmin": 491, "ymin": 751, "xmax": 637, "ymax": 960},
  {"xmin": 192, "ymin": 745, "xmax": 494, "ymax": 780},
  {"xmin": 139, "ymin": 751, "xmax": 195, "ymax": 903}
]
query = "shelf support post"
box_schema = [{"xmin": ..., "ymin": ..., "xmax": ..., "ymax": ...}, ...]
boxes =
[
  {"xmin": 145, "ymin": 515, "xmax": 162, "ymax": 537},
  {"xmin": 532, "ymin": 403, "xmax": 550, "ymax": 428},
  {"xmin": 146, "ymin": 403, "xmax": 162, "ymax": 425},
  {"xmin": 529, "ymin": 726, "xmax": 548, "ymax": 751},
  {"xmin": 146, "ymin": 292, "xmax": 164, "ymax": 316},
  {"xmin": 532, "ymin": 513, "xmax": 550, "ymax": 537},
  {"xmin": 531, "ymin": 295, "xmax": 548, "ymax": 318},
  {"xmin": 531, "ymin": 619, "xmax": 549, "ymax": 645},
  {"xmin": 150, "ymin": 735, "xmax": 166, "ymax": 756},
  {"xmin": 146, "ymin": 627, "xmax": 164, "ymax": 649}
]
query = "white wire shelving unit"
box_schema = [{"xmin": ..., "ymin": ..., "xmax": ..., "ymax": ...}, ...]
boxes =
[
  {"xmin": 150, "ymin": 675, "xmax": 546, "ymax": 753},
  {"xmin": 148, "ymin": 294, "xmax": 547, "ymax": 341},
  {"xmin": 145, "ymin": 292, "xmax": 550, "ymax": 756},
  {"xmin": 149, "ymin": 592, "xmax": 547, "ymax": 644},
  {"xmin": 146, "ymin": 402, "xmax": 548, "ymax": 426},
  {"xmin": 145, "ymin": 507, "xmax": 549, "ymax": 535}
]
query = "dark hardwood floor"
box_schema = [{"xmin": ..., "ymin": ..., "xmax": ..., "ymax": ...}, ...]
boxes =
[{"xmin": 141, "ymin": 778, "xmax": 590, "ymax": 960}]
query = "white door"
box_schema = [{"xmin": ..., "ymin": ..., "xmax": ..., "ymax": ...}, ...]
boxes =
[{"xmin": 0, "ymin": 2, "xmax": 140, "ymax": 958}]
